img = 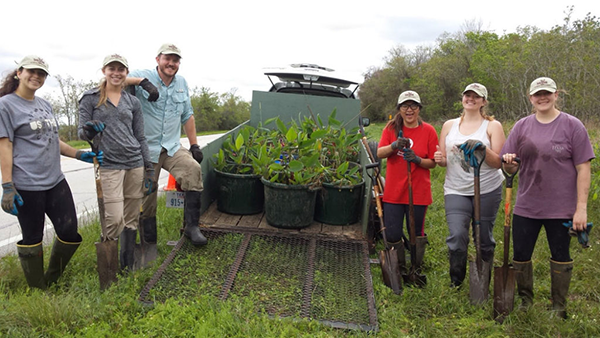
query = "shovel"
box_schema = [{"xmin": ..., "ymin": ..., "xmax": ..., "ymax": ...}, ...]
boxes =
[
  {"xmin": 406, "ymin": 159, "xmax": 427, "ymax": 286},
  {"xmin": 468, "ymin": 146, "xmax": 492, "ymax": 304},
  {"xmin": 89, "ymin": 136, "xmax": 119, "ymax": 290},
  {"xmin": 366, "ymin": 162, "xmax": 403, "ymax": 295},
  {"xmin": 493, "ymin": 158, "xmax": 520, "ymax": 322}
]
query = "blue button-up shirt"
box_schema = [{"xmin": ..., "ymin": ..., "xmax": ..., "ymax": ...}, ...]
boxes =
[{"xmin": 130, "ymin": 68, "xmax": 193, "ymax": 163}]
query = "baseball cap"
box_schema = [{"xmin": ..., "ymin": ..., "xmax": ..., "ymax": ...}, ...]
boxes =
[
  {"xmin": 529, "ymin": 77, "xmax": 557, "ymax": 95},
  {"xmin": 397, "ymin": 90, "xmax": 421, "ymax": 106},
  {"xmin": 17, "ymin": 55, "xmax": 50, "ymax": 74},
  {"xmin": 157, "ymin": 43, "xmax": 182, "ymax": 58},
  {"xmin": 462, "ymin": 83, "xmax": 487, "ymax": 99},
  {"xmin": 102, "ymin": 53, "xmax": 129, "ymax": 68}
]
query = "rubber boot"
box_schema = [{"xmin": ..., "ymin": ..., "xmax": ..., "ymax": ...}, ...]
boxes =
[
  {"xmin": 513, "ymin": 260, "xmax": 534, "ymax": 309},
  {"xmin": 183, "ymin": 191, "xmax": 207, "ymax": 246},
  {"xmin": 44, "ymin": 234, "xmax": 82, "ymax": 286},
  {"xmin": 16, "ymin": 241, "xmax": 46, "ymax": 290},
  {"xmin": 449, "ymin": 250, "xmax": 468, "ymax": 288},
  {"xmin": 390, "ymin": 240, "xmax": 408, "ymax": 282},
  {"xmin": 139, "ymin": 217, "xmax": 158, "ymax": 267},
  {"xmin": 550, "ymin": 259, "xmax": 573, "ymax": 319},
  {"xmin": 119, "ymin": 228, "xmax": 136, "ymax": 272}
]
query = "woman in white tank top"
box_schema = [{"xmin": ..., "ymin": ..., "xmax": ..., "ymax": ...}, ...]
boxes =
[{"xmin": 433, "ymin": 83, "xmax": 506, "ymax": 290}]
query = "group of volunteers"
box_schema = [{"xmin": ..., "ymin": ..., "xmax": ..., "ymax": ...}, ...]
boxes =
[
  {"xmin": 0, "ymin": 43, "xmax": 207, "ymax": 290},
  {"xmin": 377, "ymin": 79, "xmax": 594, "ymax": 318}
]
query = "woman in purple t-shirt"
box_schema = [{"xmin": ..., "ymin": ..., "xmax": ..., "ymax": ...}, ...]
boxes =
[{"xmin": 501, "ymin": 77, "xmax": 595, "ymax": 319}]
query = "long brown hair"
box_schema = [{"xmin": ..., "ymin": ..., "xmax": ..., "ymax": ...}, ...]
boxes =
[
  {"xmin": 0, "ymin": 69, "xmax": 20, "ymax": 98},
  {"xmin": 385, "ymin": 104, "xmax": 423, "ymax": 136}
]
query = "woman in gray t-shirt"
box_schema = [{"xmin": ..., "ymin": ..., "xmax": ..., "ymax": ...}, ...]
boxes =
[{"xmin": 0, "ymin": 55, "xmax": 102, "ymax": 290}]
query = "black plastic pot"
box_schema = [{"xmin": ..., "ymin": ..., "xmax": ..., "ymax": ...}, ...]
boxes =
[
  {"xmin": 261, "ymin": 177, "xmax": 317, "ymax": 229},
  {"xmin": 215, "ymin": 169, "xmax": 264, "ymax": 215},
  {"xmin": 314, "ymin": 180, "xmax": 365, "ymax": 225}
]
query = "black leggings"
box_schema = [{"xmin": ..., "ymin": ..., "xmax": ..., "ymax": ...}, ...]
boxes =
[
  {"xmin": 16, "ymin": 179, "xmax": 79, "ymax": 245},
  {"xmin": 512, "ymin": 214, "xmax": 572, "ymax": 262},
  {"xmin": 383, "ymin": 202, "xmax": 427, "ymax": 244}
]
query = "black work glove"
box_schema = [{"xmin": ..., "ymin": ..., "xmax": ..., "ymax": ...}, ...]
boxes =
[
  {"xmin": 143, "ymin": 164, "xmax": 157, "ymax": 196},
  {"xmin": 139, "ymin": 78, "xmax": 159, "ymax": 102},
  {"xmin": 403, "ymin": 148, "xmax": 422, "ymax": 164},
  {"xmin": 83, "ymin": 120, "xmax": 105, "ymax": 140},
  {"xmin": 2, "ymin": 182, "xmax": 24, "ymax": 216},
  {"xmin": 189, "ymin": 144, "xmax": 204, "ymax": 164},
  {"xmin": 391, "ymin": 137, "xmax": 410, "ymax": 150}
]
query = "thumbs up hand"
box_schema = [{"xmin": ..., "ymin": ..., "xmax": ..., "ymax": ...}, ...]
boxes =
[{"xmin": 434, "ymin": 145, "xmax": 445, "ymax": 164}]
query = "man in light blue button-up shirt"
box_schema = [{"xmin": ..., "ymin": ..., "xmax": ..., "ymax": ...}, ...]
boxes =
[{"xmin": 127, "ymin": 43, "xmax": 208, "ymax": 265}]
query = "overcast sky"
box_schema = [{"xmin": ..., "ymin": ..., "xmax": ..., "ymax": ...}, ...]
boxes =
[{"xmin": 1, "ymin": 0, "xmax": 597, "ymax": 102}]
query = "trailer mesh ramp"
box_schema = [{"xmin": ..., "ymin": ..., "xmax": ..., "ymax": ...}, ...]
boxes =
[{"xmin": 139, "ymin": 227, "xmax": 378, "ymax": 332}]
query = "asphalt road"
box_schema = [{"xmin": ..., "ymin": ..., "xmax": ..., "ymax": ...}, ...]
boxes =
[{"xmin": 0, "ymin": 134, "xmax": 223, "ymax": 257}]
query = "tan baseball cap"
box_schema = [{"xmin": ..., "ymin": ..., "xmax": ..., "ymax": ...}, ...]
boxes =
[
  {"xmin": 157, "ymin": 43, "xmax": 182, "ymax": 58},
  {"xmin": 462, "ymin": 83, "xmax": 487, "ymax": 99},
  {"xmin": 102, "ymin": 53, "xmax": 129, "ymax": 68},
  {"xmin": 17, "ymin": 55, "xmax": 50, "ymax": 74},
  {"xmin": 529, "ymin": 77, "xmax": 557, "ymax": 95},
  {"xmin": 397, "ymin": 90, "xmax": 421, "ymax": 105}
]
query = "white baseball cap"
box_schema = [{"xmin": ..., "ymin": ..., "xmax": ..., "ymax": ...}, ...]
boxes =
[
  {"xmin": 462, "ymin": 83, "xmax": 487, "ymax": 99},
  {"xmin": 397, "ymin": 90, "xmax": 421, "ymax": 105},
  {"xmin": 17, "ymin": 55, "xmax": 50, "ymax": 74},
  {"xmin": 529, "ymin": 77, "xmax": 557, "ymax": 95}
]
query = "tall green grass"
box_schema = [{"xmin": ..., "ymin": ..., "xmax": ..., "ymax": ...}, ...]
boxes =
[{"xmin": 1, "ymin": 122, "xmax": 598, "ymax": 337}]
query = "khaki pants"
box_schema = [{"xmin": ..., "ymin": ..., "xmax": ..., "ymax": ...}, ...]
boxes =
[
  {"xmin": 100, "ymin": 167, "xmax": 144, "ymax": 240},
  {"xmin": 141, "ymin": 146, "xmax": 203, "ymax": 218}
]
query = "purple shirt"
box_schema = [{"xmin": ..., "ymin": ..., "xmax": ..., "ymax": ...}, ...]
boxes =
[{"xmin": 501, "ymin": 112, "xmax": 595, "ymax": 219}]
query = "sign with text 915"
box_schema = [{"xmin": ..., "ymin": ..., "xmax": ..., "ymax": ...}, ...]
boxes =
[{"xmin": 166, "ymin": 191, "xmax": 185, "ymax": 209}]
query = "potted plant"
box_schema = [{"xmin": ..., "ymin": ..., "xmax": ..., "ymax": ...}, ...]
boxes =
[
  {"xmin": 258, "ymin": 117, "xmax": 325, "ymax": 229},
  {"xmin": 212, "ymin": 125, "xmax": 269, "ymax": 215},
  {"xmin": 314, "ymin": 112, "xmax": 365, "ymax": 225}
]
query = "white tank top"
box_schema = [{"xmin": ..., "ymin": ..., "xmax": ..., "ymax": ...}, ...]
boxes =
[{"xmin": 443, "ymin": 118, "xmax": 504, "ymax": 195}]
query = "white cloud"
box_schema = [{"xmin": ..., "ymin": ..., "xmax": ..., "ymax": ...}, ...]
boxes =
[{"xmin": 1, "ymin": 0, "xmax": 597, "ymax": 102}]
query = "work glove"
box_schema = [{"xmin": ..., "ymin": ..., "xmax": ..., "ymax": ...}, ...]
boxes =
[
  {"xmin": 563, "ymin": 221, "xmax": 594, "ymax": 248},
  {"xmin": 391, "ymin": 137, "xmax": 410, "ymax": 150},
  {"xmin": 2, "ymin": 182, "xmax": 23, "ymax": 216},
  {"xmin": 458, "ymin": 139, "xmax": 486, "ymax": 168},
  {"xmin": 143, "ymin": 164, "xmax": 157, "ymax": 196},
  {"xmin": 76, "ymin": 150, "xmax": 104, "ymax": 165},
  {"xmin": 83, "ymin": 120, "xmax": 105, "ymax": 140},
  {"xmin": 403, "ymin": 148, "xmax": 422, "ymax": 164},
  {"xmin": 139, "ymin": 78, "xmax": 159, "ymax": 102},
  {"xmin": 189, "ymin": 144, "xmax": 204, "ymax": 164}
]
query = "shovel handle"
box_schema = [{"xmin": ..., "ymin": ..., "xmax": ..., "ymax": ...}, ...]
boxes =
[{"xmin": 501, "ymin": 158, "xmax": 520, "ymax": 188}]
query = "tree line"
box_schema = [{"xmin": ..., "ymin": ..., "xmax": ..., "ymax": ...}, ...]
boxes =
[
  {"xmin": 46, "ymin": 79, "xmax": 250, "ymax": 142},
  {"xmin": 358, "ymin": 7, "xmax": 600, "ymax": 123}
]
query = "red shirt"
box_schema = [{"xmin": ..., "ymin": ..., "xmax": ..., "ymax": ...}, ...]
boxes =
[{"xmin": 378, "ymin": 122, "xmax": 439, "ymax": 205}]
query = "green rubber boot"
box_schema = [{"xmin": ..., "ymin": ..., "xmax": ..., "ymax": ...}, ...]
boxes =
[
  {"xmin": 17, "ymin": 241, "xmax": 46, "ymax": 290},
  {"xmin": 45, "ymin": 234, "xmax": 82, "ymax": 286}
]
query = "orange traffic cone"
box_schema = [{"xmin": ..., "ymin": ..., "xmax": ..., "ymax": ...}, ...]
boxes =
[{"xmin": 165, "ymin": 174, "xmax": 177, "ymax": 191}]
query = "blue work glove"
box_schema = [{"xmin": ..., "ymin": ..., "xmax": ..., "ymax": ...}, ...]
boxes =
[
  {"xmin": 403, "ymin": 148, "xmax": 422, "ymax": 164},
  {"xmin": 76, "ymin": 150, "xmax": 104, "ymax": 165},
  {"xmin": 83, "ymin": 120, "xmax": 105, "ymax": 140},
  {"xmin": 2, "ymin": 182, "xmax": 23, "ymax": 216},
  {"xmin": 139, "ymin": 78, "xmax": 159, "ymax": 102},
  {"xmin": 459, "ymin": 140, "xmax": 485, "ymax": 168},
  {"xmin": 391, "ymin": 137, "xmax": 410, "ymax": 150},
  {"xmin": 563, "ymin": 221, "xmax": 593, "ymax": 248},
  {"xmin": 144, "ymin": 164, "xmax": 157, "ymax": 196},
  {"xmin": 190, "ymin": 144, "xmax": 204, "ymax": 164}
]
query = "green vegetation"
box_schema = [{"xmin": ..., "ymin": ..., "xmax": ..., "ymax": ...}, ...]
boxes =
[
  {"xmin": 2, "ymin": 121, "xmax": 598, "ymax": 337},
  {"xmin": 359, "ymin": 8, "xmax": 600, "ymax": 125}
]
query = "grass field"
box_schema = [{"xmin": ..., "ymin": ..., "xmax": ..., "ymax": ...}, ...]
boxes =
[{"xmin": 1, "ymin": 122, "xmax": 598, "ymax": 337}]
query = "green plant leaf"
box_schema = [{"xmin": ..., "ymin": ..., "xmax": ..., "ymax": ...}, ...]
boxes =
[{"xmin": 288, "ymin": 160, "xmax": 304, "ymax": 172}]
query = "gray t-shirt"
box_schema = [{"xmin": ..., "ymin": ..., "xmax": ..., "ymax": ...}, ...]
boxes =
[
  {"xmin": 78, "ymin": 88, "xmax": 150, "ymax": 170},
  {"xmin": 0, "ymin": 93, "xmax": 64, "ymax": 190}
]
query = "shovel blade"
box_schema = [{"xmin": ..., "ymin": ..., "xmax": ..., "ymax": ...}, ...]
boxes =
[
  {"xmin": 493, "ymin": 265, "xmax": 516, "ymax": 322},
  {"xmin": 379, "ymin": 249, "xmax": 403, "ymax": 295},
  {"xmin": 469, "ymin": 259, "xmax": 492, "ymax": 305},
  {"xmin": 96, "ymin": 239, "xmax": 119, "ymax": 290},
  {"xmin": 407, "ymin": 269, "xmax": 427, "ymax": 287}
]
